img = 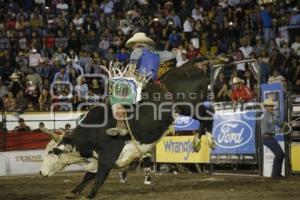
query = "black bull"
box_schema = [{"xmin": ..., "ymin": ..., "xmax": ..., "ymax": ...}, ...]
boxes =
[{"xmin": 43, "ymin": 58, "xmax": 212, "ymax": 199}]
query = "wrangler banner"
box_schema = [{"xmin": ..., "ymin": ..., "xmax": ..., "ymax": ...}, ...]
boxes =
[{"xmin": 155, "ymin": 136, "xmax": 211, "ymax": 163}]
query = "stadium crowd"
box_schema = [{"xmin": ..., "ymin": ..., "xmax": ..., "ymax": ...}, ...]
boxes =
[{"xmin": 0, "ymin": 0, "xmax": 299, "ymax": 112}]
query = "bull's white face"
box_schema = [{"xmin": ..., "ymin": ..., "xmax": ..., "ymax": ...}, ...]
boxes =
[{"xmin": 40, "ymin": 139, "xmax": 83, "ymax": 177}]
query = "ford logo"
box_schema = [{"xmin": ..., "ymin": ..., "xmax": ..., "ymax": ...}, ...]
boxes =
[
  {"xmin": 212, "ymin": 120, "xmax": 253, "ymax": 149},
  {"xmin": 175, "ymin": 116, "xmax": 194, "ymax": 128}
]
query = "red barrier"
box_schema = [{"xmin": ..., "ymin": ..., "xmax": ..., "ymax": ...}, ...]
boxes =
[{"xmin": 0, "ymin": 132, "xmax": 52, "ymax": 151}]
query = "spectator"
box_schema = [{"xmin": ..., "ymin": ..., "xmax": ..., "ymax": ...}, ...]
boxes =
[
  {"xmin": 55, "ymin": 30, "xmax": 68, "ymax": 50},
  {"xmin": 15, "ymin": 15, "xmax": 29, "ymax": 31},
  {"xmin": 85, "ymin": 89, "xmax": 100, "ymax": 103},
  {"xmin": 268, "ymin": 68, "xmax": 286, "ymax": 87},
  {"xmin": 258, "ymin": 55, "xmax": 270, "ymax": 84},
  {"xmin": 38, "ymin": 88, "xmax": 50, "ymax": 111},
  {"xmin": 239, "ymin": 37, "xmax": 253, "ymax": 59},
  {"xmin": 231, "ymin": 77, "xmax": 252, "ymax": 104},
  {"xmin": 58, "ymin": 86, "xmax": 73, "ymax": 111},
  {"xmin": 269, "ymin": 48, "xmax": 285, "ymax": 72},
  {"xmin": 90, "ymin": 78, "xmax": 104, "ymax": 97},
  {"xmin": 29, "ymin": 12, "xmax": 43, "ymax": 30},
  {"xmin": 28, "ymin": 48, "xmax": 41, "ymax": 68},
  {"xmin": 67, "ymin": 32, "xmax": 81, "ymax": 53},
  {"xmin": 26, "ymin": 101, "xmax": 36, "ymax": 111},
  {"xmin": 98, "ymin": 35, "xmax": 111, "ymax": 53},
  {"xmin": 183, "ymin": 16, "xmax": 193, "ymax": 37},
  {"xmin": 216, "ymin": 83, "xmax": 231, "ymax": 102},
  {"xmin": 53, "ymin": 67, "xmax": 69, "ymax": 83},
  {"xmin": 168, "ymin": 28, "xmax": 182, "ymax": 49},
  {"xmin": 291, "ymin": 35, "xmax": 300, "ymax": 56},
  {"xmin": 243, "ymin": 70, "xmax": 256, "ymax": 91},
  {"xmin": 74, "ymin": 76, "xmax": 88, "ymax": 105},
  {"xmin": 25, "ymin": 80, "xmax": 40, "ymax": 108},
  {"xmin": 260, "ymin": 5, "xmax": 273, "ymax": 42},
  {"xmin": 235, "ymin": 50, "xmax": 246, "ymax": 77},
  {"xmin": 66, "ymin": 49, "xmax": 84, "ymax": 75},
  {"xmin": 214, "ymin": 72, "xmax": 227, "ymax": 96},
  {"xmin": 0, "ymin": 121, "xmax": 8, "ymax": 133},
  {"xmin": 115, "ymin": 47, "xmax": 130, "ymax": 64},
  {"xmin": 8, "ymin": 72, "xmax": 23, "ymax": 98},
  {"xmin": 64, "ymin": 123, "xmax": 72, "ymax": 135},
  {"xmin": 186, "ymin": 42, "xmax": 199, "ymax": 59},
  {"xmin": 170, "ymin": 9, "xmax": 181, "ymax": 28},
  {"xmin": 15, "ymin": 90, "xmax": 27, "ymax": 113},
  {"xmin": 0, "ymin": 77, "xmax": 8, "ymax": 108},
  {"xmin": 32, "ymin": 122, "xmax": 45, "ymax": 133},
  {"xmin": 56, "ymin": 0, "xmax": 69, "ymax": 14},
  {"xmin": 4, "ymin": 91, "xmax": 16, "ymax": 111},
  {"xmin": 13, "ymin": 118, "xmax": 31, "ymax": 132},
  {"xmin": 100, "ymin": 0, "xmax": 115, "ymax": 15},
  {"xmin": 26, "ymin": 67, "xmax": 43, "ymax": 91},
  {"xmin": 253, "ymin": 35, "xmax": 265, "ymax": 55}
]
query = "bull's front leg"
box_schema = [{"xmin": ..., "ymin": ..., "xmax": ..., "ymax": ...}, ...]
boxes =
[
  {"xmin": 65, "ymin": 172, "xmax": 96, "ymax": 199},
  {"xmin": 79, "ymin": 157, "xmax": 114, "ymax": 199},
  {"xmin": 80, "ymin": 142, "xmax": 124, "ymax": 200}
]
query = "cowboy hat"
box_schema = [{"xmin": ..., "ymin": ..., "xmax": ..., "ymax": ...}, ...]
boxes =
[
  {"xmin": 125, "ymin": 32, "xmax": 154, "ymax": 48},
  {"xmin": 232, "ymin": 77, "xmax": 242, "ymax": 84},
  {"xmin": 10, "ymin": 72, "xmax": 20, "ymax": 80},
  {"xmin": 263, "ymin": 98, "xmax": 275, "ymax": 106}
]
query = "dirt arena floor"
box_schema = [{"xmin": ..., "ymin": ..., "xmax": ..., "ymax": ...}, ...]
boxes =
[{"xmin": 1, "ymin": 170, "xmax": 300, "ymax": 200}]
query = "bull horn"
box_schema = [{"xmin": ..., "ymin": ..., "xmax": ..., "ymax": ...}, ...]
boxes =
[{"xmin": 40, "ymin": 127, "xmax": 61, "ymax": 142}]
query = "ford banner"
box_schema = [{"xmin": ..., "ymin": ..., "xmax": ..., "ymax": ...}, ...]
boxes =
[
  {"xmin": 212, "ymin": 111, "xmax": 257, "ymax": 155},
  {"xmin": 175, "ymin": 116, "xmax": 200, "ymax": 131}
]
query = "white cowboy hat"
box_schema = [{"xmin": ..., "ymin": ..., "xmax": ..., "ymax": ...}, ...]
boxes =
[
  {"xmin": 263, "ymin": 98, "xmax": 275, "ymax": 106},
  {"xmin": 232, "ymin": 77, "xmax": 242, "ymax": 84},
  {"xmin": 10, "ymin": 72, "xmax": 20, "ymax": 80},
  {"xmin": 125, "ymin": 32, "xmax": 154, "ymax": 48}
]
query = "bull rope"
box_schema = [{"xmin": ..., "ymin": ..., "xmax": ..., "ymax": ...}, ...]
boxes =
[{"xmin": 123, "ymin": 106, "xmax": 144, "ymax": 158}]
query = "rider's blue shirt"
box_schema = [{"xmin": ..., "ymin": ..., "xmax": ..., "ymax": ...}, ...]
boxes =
[{"xmin": 130, "ymin": 46, "xmax": 160, "ymax": 80}]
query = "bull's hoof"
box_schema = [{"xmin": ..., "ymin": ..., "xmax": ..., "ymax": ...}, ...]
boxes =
[{"xmin": 64, "ymin": 191, "xmax": 80, "ymax": 199}]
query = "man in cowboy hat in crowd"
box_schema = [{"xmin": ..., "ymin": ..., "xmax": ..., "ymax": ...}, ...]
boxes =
[
  {"xmin": 231, "ymin": 77, "xmax": 252, "ymax": 104},
  {"xmin": 8, "ymin": 72, "xmax": 24, "ymax": 98},
  {"xmin": 261, "ymin": 98, "xmax": 285, "ymax": 178}
]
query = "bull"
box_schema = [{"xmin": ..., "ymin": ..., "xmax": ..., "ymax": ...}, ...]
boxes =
[{"xmin": 40, "ymin": 58, "xmax": 212, "ymax": 200}]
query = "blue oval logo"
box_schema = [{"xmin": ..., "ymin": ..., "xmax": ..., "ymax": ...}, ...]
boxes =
[
  {"xmin": 212, "ymin": 120, "xmax": 253, "ymax": 149},
  {"xmin": 175, "ymin": 116, "xmax": 194, "ymax": 128}
]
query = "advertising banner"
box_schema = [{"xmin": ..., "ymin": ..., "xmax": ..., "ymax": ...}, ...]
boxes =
[
  {"xmin": 0, "ymin": 153, "xmax": 7, "ymax": 176},
  {"xmin": 263, "ymin": 134, "xmax": 285, "ymax": 177},
  {"xmin": 212, "ymin": 111, "xmax": 257, "ymax": 155},
  {"xmin": 7, "ymin": 150, "xmax": 45, "ymax": 175},
  {"xmin": 291, "ymin": 143, "xmax": 300, "ymax": 172},
  {"xmin": 175, "ymin": 116, "xmax": 200, "ymax": 131},
  {"xmin": 1, "ymin": 150, "xmax": 82, "ymax": 176},
  {"xmin": 156, "ymin": 136, "xmax": 211, "ymax": 163}
]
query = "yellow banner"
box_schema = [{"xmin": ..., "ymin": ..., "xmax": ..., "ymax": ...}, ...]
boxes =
[
  {"xmin": 156, "ymin": 135, "xmax": 211, "ymax": 163},
  {"xmin": 292, "ymin": 143, "xmax": 300, "ymax": 172}
]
